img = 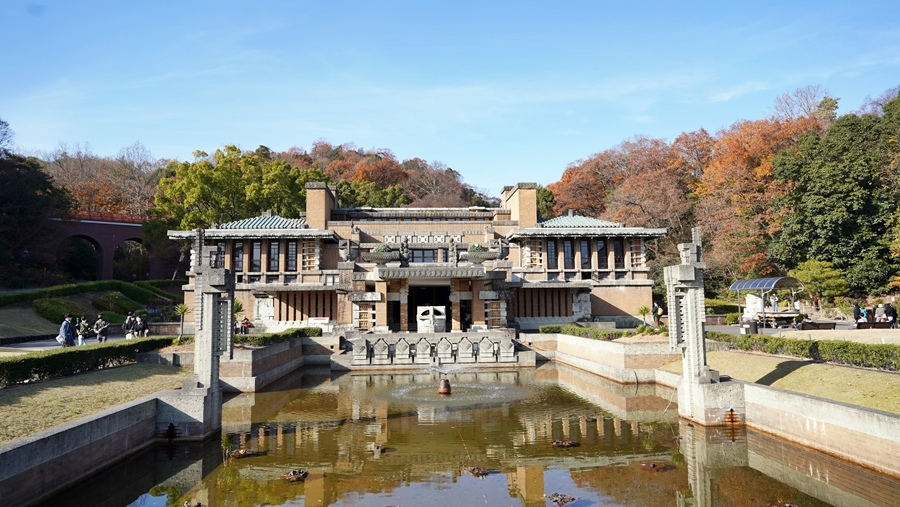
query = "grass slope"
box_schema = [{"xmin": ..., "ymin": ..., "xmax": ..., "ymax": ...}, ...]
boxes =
[
  {"xmin": 662, "ymin": 350, "xmax": 900, "ymax": 414},
  {"xmin": 0, "ymin": 363, "xmax": 192, "ymax": 445}
]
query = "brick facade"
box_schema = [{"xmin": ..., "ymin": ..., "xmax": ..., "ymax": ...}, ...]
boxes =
[{"xmin": 169, "ymin": 182, "xmax": 665, "ymax": 332}]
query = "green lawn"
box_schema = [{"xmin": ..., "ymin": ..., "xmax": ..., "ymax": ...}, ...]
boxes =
[{"xmin": 0, "ymin": 363, "xmax": 192, "ymax": 445}]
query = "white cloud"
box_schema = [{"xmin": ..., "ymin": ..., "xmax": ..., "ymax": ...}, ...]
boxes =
[{"xmin": 706, "ymin": 80, "xmax": 770, "ymax": 103}]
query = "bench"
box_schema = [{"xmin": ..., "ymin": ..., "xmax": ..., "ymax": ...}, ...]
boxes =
[
  {"xmin": 798, "ymin": 321, "xmax": 836, "ymax": 331},
  {"xmin": 856, "ymin": 321, "xmax": 892, "ymax": 329}
]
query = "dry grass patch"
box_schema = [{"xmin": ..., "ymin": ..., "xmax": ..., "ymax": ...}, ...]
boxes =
[
  {"xmin": 661, "ymin": 350, "xmax": 900, "ymax": 414},
  {"xmin": 0, "ymin": 363, "xmax": 193, "ymax": 445}
]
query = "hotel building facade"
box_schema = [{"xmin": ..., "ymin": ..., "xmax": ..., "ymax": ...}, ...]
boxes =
[{"xmin": 169, "ymin": 182, "xmax": 665, "ymax": 333}]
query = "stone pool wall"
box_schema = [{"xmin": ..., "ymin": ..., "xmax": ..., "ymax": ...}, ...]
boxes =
[
  {"xmin": 744, "ymin": 382, "xmax": 900, "ymax": 479},
  {"xmin": 523, "ymin": 333, "xmax": 681, "ymax": 383},
  {"xmin": 0, "ymin": 396, "xmax": 158, "ymax": 507}
]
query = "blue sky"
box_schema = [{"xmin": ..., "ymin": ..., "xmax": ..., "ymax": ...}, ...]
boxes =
[{"xmin": 2, "ymin": 1, "xmax": 899, "ymax": 196}]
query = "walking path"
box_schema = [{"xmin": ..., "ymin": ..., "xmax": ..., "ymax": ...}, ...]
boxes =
[{"xmin": 0, "ymin": 334, "xmax": 133, "ymax": 357}]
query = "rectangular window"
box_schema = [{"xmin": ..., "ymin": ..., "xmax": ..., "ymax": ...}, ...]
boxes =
[
  {"xmin": 234, "ymin": 242, "xmax": 244, "ymax": 271},
  {"xmin": 596, "ymin": 239, "xmax": 608, "ymax": 269},
  {"xmin": 286, "ymin": 240, "xmax": 298, "ymax": 271},
  {"xmin": 210, "ymin": 241, "xmax": 225, "ymax": 268},
  {"xmin": 547, "ymin": 240, "xmax": 558, "ymax": 269},
  {"xmin": 629, "ymin": 238, "xmax": 644, "ymax": 268},
  {"xmin": 613, "ymin": 238, "xmax": 625, "ymax": 269},
  {"xmin": 563, "ymin": 239, "xmax": 574, "ymax": 270},
  {"xmin": 411, "ymin": 250, "xmax": 437, "ymax": 263},
  {"xmin": 251, "ymin": 241, "xmax": 261, "ymax": 272},
  {"xmin": 580, "ymin": 240, "xmax": 591, "ymax": 269},
  {"xmin": 268, "ymin": 241, "xmax": 280, "ymax": 272}
]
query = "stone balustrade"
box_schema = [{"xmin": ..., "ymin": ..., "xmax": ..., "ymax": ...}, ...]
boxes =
[{"xmin": 350, "ymin": 330, "xmax": 519, "ymax": 367}]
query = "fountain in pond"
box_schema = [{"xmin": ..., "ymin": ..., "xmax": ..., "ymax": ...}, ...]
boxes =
[{"xmin": 438, "ymin": 378, "xmax": 451, "ymax": 395}]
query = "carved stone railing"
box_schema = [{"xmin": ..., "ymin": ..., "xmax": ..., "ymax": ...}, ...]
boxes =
[{"xmin": 350, "ymin": 331, "xmax": 518, "ymax": 366}]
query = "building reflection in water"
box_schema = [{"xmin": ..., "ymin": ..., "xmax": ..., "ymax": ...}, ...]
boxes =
[{"xmin": 37, "ymin": 363, "xmax": 899, "ymax": 507}]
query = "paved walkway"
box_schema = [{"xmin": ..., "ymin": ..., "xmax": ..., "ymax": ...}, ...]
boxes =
[{"xmin": 0, "ymin": 334, "xmax": 134, "ymax": 357}]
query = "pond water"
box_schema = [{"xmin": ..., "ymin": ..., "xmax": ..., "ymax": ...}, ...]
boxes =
[{"xmin": 39, "ymin": 363, "xmax": 897, "ymax": 507}]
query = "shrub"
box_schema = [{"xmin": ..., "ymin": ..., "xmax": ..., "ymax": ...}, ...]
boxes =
[
  {"xmin": 705, "ymin": 331, "xmax": 900, "ymax": 371},
  {"xmin": 93, "ymin": 292, "xmax": 143, "ymax": 315},
  {"xmin": 468, "ymin": 243, "xmax": 486, "ymax": 252},
  {"xmin": 538, "ymin": 324, "xmax": 626, "ymax": 341},
  {"xmin": 0, "ymin": 337, "xmax": 174, "ymax": 387},
  {"xmin": 724, "ymin": 313, "xmax": 740, "ymax": 325},
  {"xmin": 234, "ymin": 327, "xmax": 322, "ymax": 347},
  {"xmin": 135, "ymin": 280, "xmax": 185, "ymax": 301},
  {"xmin": 371, "ymin": 243, "xmax": 392, "ymax": 253},
  {"xmin": 0, "ymin": 281, "xmax": 121, "ymax": 308},
  {"xmin": 118, "ymin": 282, "xmax": 164, "ymax": 305},
  {"xmin": 705, "ymin": 298, "xmax": 739, "ymax": 314},
  {"xmin": 33, "ymin": 298, "xmax": 83, "ymax": 325}
]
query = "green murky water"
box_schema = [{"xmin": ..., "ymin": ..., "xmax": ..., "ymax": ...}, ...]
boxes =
[{"xmin": 39, "ymin": 363, "xmax": 897, "ymax": 507}]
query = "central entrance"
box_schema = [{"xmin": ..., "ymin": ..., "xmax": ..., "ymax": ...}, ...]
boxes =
[{"xmin": 387, "ymin": 281, "xmax": 455, "ymax": 332}]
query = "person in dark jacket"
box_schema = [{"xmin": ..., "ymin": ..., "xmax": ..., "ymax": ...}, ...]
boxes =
[
  {"xmin": 59, "ymin": 313, "xmax": 76, "ymax": 347},
  {"xmin": 885, "ymin": 301, "xmax": 898, "ymax": 329},
  {"xmin": 93, "ymin": 314, "xmax": 110, "ymax": 342}
]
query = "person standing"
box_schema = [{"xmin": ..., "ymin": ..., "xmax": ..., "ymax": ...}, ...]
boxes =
[
  {"xmin": 769, "ymin": 293, "xmax": 779, "ymax": 312},
  {"xmin": 59, "ymin": 313, "xmax": 76, "ymax": 347},
  {"xmin": 134, "ymin": 316, "xmax": 149, "ymax": 337},
  {"xmin": 652, "ymin": 301, "xmax": 663, "ymax": 328},
  {"xmin": 885, "ymin": 301, "xmax": 898, "ymax": 329},
  {"xmin": 76, "ymin": 315, "xmax": 91, "ymax": 345},
  {"xmin": 93, "ymin": 314, "xmax": 109, "ymax": 342},
  {"xmin": 853, "ymin": 302, "xmax": 862, "ymax": 322},
  {"xmin": 123, "ymin": 312, "xmax": 137, "ymax": 338}
]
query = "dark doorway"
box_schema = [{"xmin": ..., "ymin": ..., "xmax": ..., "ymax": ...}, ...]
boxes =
[{"xmin": 408, "ymin": 285, "xmax": 451, "ymax": 331}]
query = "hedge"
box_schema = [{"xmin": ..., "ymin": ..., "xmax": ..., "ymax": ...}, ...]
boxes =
[
  {"xmin": 33, "ymin": 298, "xmax": 84, "ymax": 325},
  {"xmin": 135, "ymin": 279, "xmax": 186, "ymax": 301},
  {"xmin": 706, "ymin": 331, "xmax": 900, "ymax": 371},
  {"xmin": 234, "ymin": 327, "xmax": 322, "ymax": 347},
  {"xmin": 0, "ymin": 281, "xmax": 121, "ymax": 307},
  {"xmin": 0, "ymin": 280, "xmax": 168, "ymax": 308},
  {"xmin": 538, "ymin": 324, "xmax": 626, "ymax": 341},
  {"xmin": 92, "ymin": 292, "xmax": 143, "ymax": 315},
  {"xmin": 705, "ymin": 298, "xmax": 740, "ymax": 314},
  {"xmin": 0, "ymin": 337, "xmax": 174, "ymax": 387}
]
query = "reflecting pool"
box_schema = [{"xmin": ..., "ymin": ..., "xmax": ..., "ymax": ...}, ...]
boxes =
[{"xmin": 39, "ymin": 363, "xmax": 899, "ymax": 506}]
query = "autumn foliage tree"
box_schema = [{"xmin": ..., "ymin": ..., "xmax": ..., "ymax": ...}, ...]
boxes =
[{"xmin": 694, "ymin": 115, "xmax": 820, "ymax": 281}]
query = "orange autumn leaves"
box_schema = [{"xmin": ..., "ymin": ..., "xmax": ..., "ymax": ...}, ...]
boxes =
[{"xmin": 548, "ymin": 115, "xmax": 821, "ymax": 278}]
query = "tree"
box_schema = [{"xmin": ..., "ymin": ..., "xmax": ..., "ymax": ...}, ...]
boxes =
[
  {"xmin": 855, "ymin": 85, "xmax": 900, "ymax": 116},
  {"xmin": 771, "ymin": 111, "xmax": 897, "ymax": 295},
  {"xmin": 0, "ymin": 152, "xmax": 73, "ymax": 275},
  {"xmin": 637, "ymin": 305, "xmax": 649, "ymax": 325},
  {"xmin": 536, "ymin": 186, "xmax": 555, "ymax": 220},
  {"xmin": 602, "ymin": 137, "xmax": 691, "ymax": 258},
  {"xmin": 695, "ymin": 116, "xmax": 819, "ymax": 281},
  {"xmin": 335, "ymin": 180, "xmax": 410, "ymax": 208},
  {"xmin": 174, "ymin": 303, "xmax": 190, "ymax": 341},
  {"xmin": 787, "ymin": 259, "xmax": 847, "ymax": 309},
  {"xmin": 114, "ymin": 142, "xmax": 162, "ymax": 216},
  {"xmin": 0, "ymin": 117, "xmax": 12, "ymax": 155},
  {"xmin": 773, "ymin": 85, "xmax": 830, "ymax": 121}
]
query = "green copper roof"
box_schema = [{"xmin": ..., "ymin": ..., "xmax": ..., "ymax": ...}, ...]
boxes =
[
  {"xmin": 540, "ymin": 215, "xmax": 622, "ymax": 228},
  {"xmin": 218, "ymin": 213, "xmax": 308, "ymax": 230}
]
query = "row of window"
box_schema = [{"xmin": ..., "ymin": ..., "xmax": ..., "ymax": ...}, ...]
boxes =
[
  {"xmin": 214, "ymin": 240, "xmax": 310, "ymax": 273},
  {"xmin": 546, "ymin": 238, "xmax": 627, "ymax": 270}
]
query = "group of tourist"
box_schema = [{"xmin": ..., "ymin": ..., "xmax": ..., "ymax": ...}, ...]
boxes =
[
  {"xmin": 57, "ymin": 313, "xmax": 110, "ymax": 346},
  {"xmin": 57, "ymin": 311, "xmax": 152, "ymax": 346},
  {"xmin": 122, "ymin": 312, "xmax": 150, "ymax": 339},
  {"xmin": 853, "ymin": 301, "xmax": 898, "ymax": 327}
]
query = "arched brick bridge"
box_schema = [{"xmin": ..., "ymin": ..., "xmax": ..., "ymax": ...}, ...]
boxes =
[{"xmin": 48, "ymin": 212, "xmax": 168, "ymax": 280}]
